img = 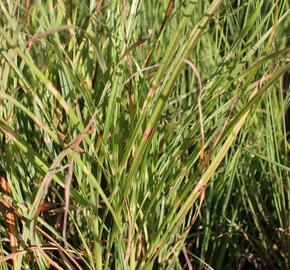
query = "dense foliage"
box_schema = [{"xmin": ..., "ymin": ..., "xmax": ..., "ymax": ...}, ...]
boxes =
[{"xmin": 0, "ymin": 0, "xmax": 289, "ymax": 269}]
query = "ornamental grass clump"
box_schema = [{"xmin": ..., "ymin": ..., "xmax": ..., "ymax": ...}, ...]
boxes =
[{"xmin": 0, "ymin": 0, "xmax": 289, "ymax": 269}]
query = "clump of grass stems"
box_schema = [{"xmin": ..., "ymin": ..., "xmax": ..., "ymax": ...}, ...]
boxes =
[{"xmin": 0, "ymin": 0, "xmax": 289, "ymax": 269}]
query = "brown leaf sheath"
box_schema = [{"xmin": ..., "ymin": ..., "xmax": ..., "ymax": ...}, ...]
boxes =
[{"xmin": 0, "ymin": 172, "xmax": 18, "ymax": 269}]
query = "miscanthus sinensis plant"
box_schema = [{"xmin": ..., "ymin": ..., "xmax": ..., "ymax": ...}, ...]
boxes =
[{"xmin": 0, "ymin": 0, "xmax": 289, "ymax": 269}]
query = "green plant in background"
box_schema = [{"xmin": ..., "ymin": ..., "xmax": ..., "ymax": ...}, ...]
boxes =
[{"xmin": 0, "ymin": 0, "xmax": 289, "ymax": 269}]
